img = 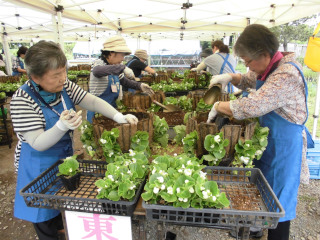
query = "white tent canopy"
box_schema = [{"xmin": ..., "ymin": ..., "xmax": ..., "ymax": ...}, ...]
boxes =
[{"xmin": 1, "ymin": 0, "xmax": 320, "ymax": 42}]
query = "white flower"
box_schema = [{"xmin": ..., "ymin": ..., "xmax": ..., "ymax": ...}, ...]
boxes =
[
  {"xmin": 116, "ymin": 166, "xmax": 120, "ymax": 170},
  {"xmin": 184, "ymin": 169, "xmax": 192, "ymax": 176},
  {"xmin": 153, "ymin": 160, "xmax": 158, "ymax": 164},
  {"xmin": 245, "ymin": 144, "xmax": 250, "ymax": 148},
  {"xmin": 161, "ymin": 184, "xmax": 166, "ymax": 190},
  {"xmin": 152, "ymin": 168, "xmax": 156, "ymax": 174},
  {"xmin": 206, "ymin": 189, "xmax": 211, "ymax": 193},
  {"xmin": 108, "ymin": 151, "xmax": 114, "ymax": 157},
  {"xmin": 200, "ymin": 186, "xmax": 205, "ymax": 191},
  {"xmin": 178, "ymin": 197, "xmax": 184, "ymax": 202},
  {"xmin": 82, "ymin": 144, "xmax": 87, "ymax": 149},
  {"xmin": 200, "ymin": 171, "xmax": 207, "ymax": 180},
  {"xmin": 132, "ymin": 158, "xmax": 136, "ymax": 163},
  {"xmin": 174, "ymin": 153, "xmax": 177, "ymax": 156},
  {"xmin": 240, "ymin": 156, "xmax": 250, "ymax": 165},
  {"xmin": 214, "ymin": 135, "xmax": 221, "ymax": 143},
  {"xmin": 127, "ymin": 170, "xmax": 131, "ymax": 174},
  {"xmin": 97, "ymin": 188, "xmax": 102, "ymax": 193},
  {"xmin": 129, "ymin": 185, "xmax": 136, "ymax": 190},
  {"xmin": 100, "ymin": 139, "xmax": 107, "ymax": 144},
  {"xmin": 69, "ymin": 168, "xmax": 73, "ymax": 172},
  {"xmin": 183, "ymin": 198, "xmax": 188, "ymax": 202},
  {"xmin": 202, "ymin": 191, "xmax": 209, "ymax": 199},
  {"xmin": 167, "ymin": 187, "xmax": 173, "ymax": 195},
  {"xmin": 153, "ymin": 187, "xmax": 159, "ymax": 194},
  {"xmin": 181, "ymin": 164, "xmax": 186, "ymax": 169},
  {"xmin": 159, "ymin": 170, "xmax": 167, "ymax": 176},
  {"xmin": 108, "ymin": 175, "xmax": 114, "ymax": 181},
  {"xmin": 210, "ymin": 144, "xmax": 215, "ymax": 149},
  {"xmin": 185, "ymin": 180, "xmax": 189, "ymax": 184},
  {"xmin": 87, "ymin": 146, "xmax": 93, "ymax": 151},
  {"xmin": 129, "ymin": 149, "xmax": 135, "ymax": 156},
  {"xmin": 189, "ymin": 187, "xmax": 194, "ymax": 193},
  {"xmin": 187, "ymin": 160, "xmax": 192, "ymax": 165},
  {"xmin": 157, "ymin": 176, "xmax": 164, "ymax": 183},
  {"xmin": 179, "ymin": 157, "xmax": 183, "ymax": 160},
  {"xmin": 136, "ymin": 139, "xmax": 140, "ymax": 143},
  {"xmin": 142, "ymin": 165, "xmax": 145, "ymax": 168},
  {"xmin": 178, "ymin": 169, "xmax": 183, "ymax": 173},
  {"xmin": 255, "ymin": 150, "xmax": 262, "ymax": 155},
  {"xmin": 105, "ymin": 184, "xmax": 108, "ymax": 188},
  {"xmin": 176, "ymin": 187, "xmax": 180, "ymax": 193},
  {"xmin": 84, "ymin": 125, "xmax": 88, "ymax": 129},
  {"xmin": 111, "ymin": 132, "xmax": 114, "ymax": 135},
  {"xmin": 66, "ymin": 156, "xmax": 72, "ymax": 160},
  {"xmin": 212, "ymin": 196, "xmax": 217, "ymax": 202}
]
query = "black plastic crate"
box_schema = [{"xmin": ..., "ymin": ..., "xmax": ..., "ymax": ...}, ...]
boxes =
[
  {"xmin": 20, "ymin": 159, "xmax": 145, "ymax": 217},
  {"xmin": 142, "ymin": 166, "xmax": 284, "ymax": 229}
]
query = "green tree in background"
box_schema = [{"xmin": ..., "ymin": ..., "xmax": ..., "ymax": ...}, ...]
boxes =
[
  {"xmin": 270, "ymin": 16, "xmax": 316, "ymax": 51},
  {"xmin": 200, "ymin": 41, "xmax": 211, "ymax": 50},
  {"xmin": 64, "ymin": 42, "xmax": 76, "ymax": 60}
]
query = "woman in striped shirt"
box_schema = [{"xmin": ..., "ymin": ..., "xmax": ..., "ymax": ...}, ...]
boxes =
[{"xmin": 10, "ymin": 40, "xmax": 138, "ymax": 240}]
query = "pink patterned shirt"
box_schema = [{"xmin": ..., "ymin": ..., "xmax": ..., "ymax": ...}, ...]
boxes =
[{"xmin": 230, "ymin": 52, "xmax": 310, "ymax": 184}]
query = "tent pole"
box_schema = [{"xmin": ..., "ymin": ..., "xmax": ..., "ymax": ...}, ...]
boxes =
[
  {"xmin": 52, "ymin": 15, "xmax": 59, "ymax": 45},
  {"xmin": 57, "ymin": 11, "xmax": 64, "ymax": 52},
  {"xmin": 1, "ymin": 33, "xmax": 12, "ymax": 76},
  {"xmin": 148, "ymin": 38, "xmax": 151, "ymax": 65},
  {"xmin": 312, "ymin": 72, "xmax": 320, "ymax": 139}
]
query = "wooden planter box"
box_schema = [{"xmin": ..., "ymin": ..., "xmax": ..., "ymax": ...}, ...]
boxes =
[
  {"xmin": 188, "ymin": 89, "xmax": 207, "ymax": 110},
  {"xmin": 122, "ymin": 91, "xmax": 165, "ymax": 111},
  {"xmin": 92, "ymin": 112, "xmax": 154, "ymax": 155},
  {"xmin": 155, "ymin": 111, "xmax": 185, "ymax": 126},
  {"xmin": 186, "ymin": 112, "xmax": 256, "ymax": 165}
]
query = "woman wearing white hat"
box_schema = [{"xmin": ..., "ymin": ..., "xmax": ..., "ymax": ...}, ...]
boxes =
[{"xmin": 87, "ymin": 36, "xmax": 154, "ymax": 123}]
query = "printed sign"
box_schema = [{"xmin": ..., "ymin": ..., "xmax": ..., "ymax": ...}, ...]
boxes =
[{"xmin": 65, "ymin": 211, "xmax": 132, "ymax": 240}]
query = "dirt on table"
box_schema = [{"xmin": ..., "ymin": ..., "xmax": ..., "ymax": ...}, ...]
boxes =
[{"xmin": 0, "ymin": 105, "xmax": 320, "ymax": 240}]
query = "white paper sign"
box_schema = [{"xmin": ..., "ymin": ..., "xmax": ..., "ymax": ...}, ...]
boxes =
[{"xmin": 65, "ymin": 211, "xmax": 132, "ymax": 240}]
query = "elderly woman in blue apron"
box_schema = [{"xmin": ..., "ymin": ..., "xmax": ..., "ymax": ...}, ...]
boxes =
[
  {"xmin": 11, "ymin": 40, "xmax": 138, "ymax": 240},
  {"xmin": 191, "ymin": 40, "xmax": 237, "ymax": 93},
  {"xmin": 207, "ymin": 24, "xmax": 314, "ymax": 240},
  {"xmin": 11, "ymin": 46, "xmax": 28, "ymax": 76},
  {"xmin": 87, "ymin": 36, "xmax": 154, "ymax": 123}
]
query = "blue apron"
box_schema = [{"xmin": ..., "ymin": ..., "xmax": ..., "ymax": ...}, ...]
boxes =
[
  {"xmin": 87, "ymin": 74, "xmax": 120, "ymax": 123},
  {"xmin": 12, "ymin": 57, "xmax": 24, "ymax": 76},
  {"xmin": 14, "ymin": 84, "xmax": 74, "ymax": 223},
  {"xmin": 253, "ymin": 62, "xmax": 313, "ymax": 222},
  {"xmin": 125, "ymin": 58, "xmax": 139, "ymax": 93},
  {"xmin": 217, "ymin": 53, "xmax": 235, "ymax": 93}
]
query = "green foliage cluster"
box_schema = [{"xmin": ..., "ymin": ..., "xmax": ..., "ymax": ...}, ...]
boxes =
[
  {"xmin": 141, "ymin": 154, "xmax": 230, "ymax": 209},
  {"xmin": 153, "ymin": 116, "xmax": 169, "ymax": 147},
  {"xmin": 196, "ymin": 99, "xmax": 212, "ymax": 112},
  {"xmin": 99, "ymin": 128, "xmax": 122, "ymax": 163},
  {"xmin": 57, "ymin": 155, "xmax": 80, "ymax": 177},
  {"xmin": 182, "ymin": 130, "xmax": 198, "ymax": 155},
  {"xmin": 79, "ymin": 120, "xmax": 98, "ymax": 159},
  {"xmin": 173, "ymin": 125, "xmax": 186, "ymax": 145}
]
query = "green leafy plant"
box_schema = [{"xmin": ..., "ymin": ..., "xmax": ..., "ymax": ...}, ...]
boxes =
[
  {"xmin": 95, "ymin": 151, "xmax": 149, "ymax": 201},
  {"xmin": 130, "ymin": 131, "xmax": 151, "ymax": 156},
  {"xmin": 141, "ymin": 154, "xmax": 230, "ymax": 209},
  {"xmin": 57, "ymin": 155, "xmax": 80, "ymax": 177},
  {"xmin": 229, "ymin": 93, "xmax": 237, "ymax": 100},
  {"xmin": 153, "ymin": 115, "xmax": 169, "ymax": 147},
  {"xmin": 173, "ymin": 125, "xmax": 186, "ymax": 145},
  {"xmin": 232, "ymin": 124, "xmax": 269, "ymax": 169},
  {"xmin": 202, "ymin": 132, "xmax": 230, "ymax": 166},
  {"xmin": 116, "ymin": 99, "xmax": 127, "ymax": 112},
  {"xmin": 148, "ymin": 103, "xmax": 161, "ymax": 113},
  {"xmin": 182, "ymin": 130, "xmax": 198, "ymax": 155},
  {"xmin": 79, "ymin": 120, "xmax": 98, "ymax": 159},
  {"xmin": 99, "ymin": 128, "xmax": 122, "ymax": 163},
  {"xmin": 196, "ymin": 99, "xmax": 213, "ymax": 112}
]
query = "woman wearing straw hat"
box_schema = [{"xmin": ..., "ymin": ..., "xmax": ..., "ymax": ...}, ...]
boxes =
[
  {"xmin": 126, "ymin": 49, "xmax": 156, "ymax": 78},
  {"xmin": 87, "ymin": 36, "xmax": 154, "ymax": 123}
]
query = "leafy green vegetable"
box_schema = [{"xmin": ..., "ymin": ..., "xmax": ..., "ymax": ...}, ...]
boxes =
[
  {"xmin": 196, "ymin": 99, "xmax": 212, "ymax": 112},
  {"xmin": 130, "ymin": 131, "xmax": 151, "ymax": 157},
  {"xmin": 202, "ymin": 132, "xmax": 229, "ymax": 166},
  {"xmin": 99, "ymin": 128, "xmax": 122, "ymax": 163},
  {"xmin": 173, "ymin": 125, "xmax": 186, "ymax": 145},
  {"xmin": 57, "ymin": 155, "xmax": 80, "ymax": 177},
  {"xmin": 79, "ymin": 120, "xmax": 98, "ymax": 159},
  {"xmin": 153, "ymin": 115, "xmax": 169, "ymax": 147},
  {"xmin": 183, "ymin": 130, "xmax": 198, "ymax": 155}
]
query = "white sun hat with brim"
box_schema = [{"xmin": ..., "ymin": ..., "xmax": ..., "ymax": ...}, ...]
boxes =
[{"xmin": 102, "ymin": 35, "xmax": 131, "ymax": 55}]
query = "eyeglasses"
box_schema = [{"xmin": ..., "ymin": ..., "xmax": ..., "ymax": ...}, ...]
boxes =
[{"xmin": 244, "ymin": 59, "xmax": 253, "ymax": 67}]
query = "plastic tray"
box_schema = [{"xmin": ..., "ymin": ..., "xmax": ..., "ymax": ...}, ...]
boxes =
[
  {"xmin": 20, "ymin": 159, "xmax": 145, "ymax": 216},
  {"xmin": 142, "ymin": 166, "xmax": 284, "ymax": 229}
]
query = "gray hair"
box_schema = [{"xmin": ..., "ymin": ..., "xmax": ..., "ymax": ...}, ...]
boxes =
[
  {"xmin": 234, "ymin": 24, "xmax": 279, "ymax": 59},
  {"xmin": 24, "ymin": 41, "xmax": 67, "ymax": 77}
]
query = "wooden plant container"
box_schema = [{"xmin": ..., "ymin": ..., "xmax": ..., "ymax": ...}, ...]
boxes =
[
  {"xmin": 154, "ymin": 74, "xmax": 168, "ymax": 83},
  {"xmin": 188, "ymin": 89, "xmax": 207, "ymax": 110},
  {"xmin": 155, "ymin": 111, "xmax": 185, "ymax": 126},
  {"xmin": 122, "ymin": 91, "xmax": 165, "ymax": 111},
  {"xmin": 78, "ymin": 64, "xmax": 91, "ymax": 71},
  {"xmin": 92, "ymin": 112, "xmax": 154, "ymax": 154},
  {"xmin": 186, "ymin": 112, "xmax": 256, "ymax": 165},
  {"xmin": 140, "ymin": 76, "xmax": 154, "ymax": 83},
  {"xmin": 0, "ymin": 76, "xmax": 20, "ymax": 83}
]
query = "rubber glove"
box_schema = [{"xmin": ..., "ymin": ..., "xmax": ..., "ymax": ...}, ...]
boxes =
[
  {"xmin": 209, "ymin": 73, "xmax": 232, "ymax": 90},
  {"xmin": 207, "ymin": 102, "xmax": 219, "ymax": 123},
  {"xmin": 124, "ymin": 67, "xmax": 135, "ymax": 80},
  {"xmin": 191, "ymin": 68, "xmax": 197, "ymax": 72},
  {"xmin": 153, "ymin": 72, "xmax": 158, "ymax": 77},
  {"xmin": 141, "ymin": 83, "xmax": 154, "ymax": 95},
  {"xmin": 113, "ymin": 112, "xmax": 138, "ymax": 125},
  {"xmin": 56, "ymin": 109, "xmax": 82, "ymax": 131}
]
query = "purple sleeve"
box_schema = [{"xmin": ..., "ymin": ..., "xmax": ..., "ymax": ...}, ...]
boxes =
[
  {"xmin": 119, "ymin": 75, "xmax": 142, "ymax": 90},
  {"xmin": 92, "ymin": 64, "xmax": 125, "ymax": 78}
]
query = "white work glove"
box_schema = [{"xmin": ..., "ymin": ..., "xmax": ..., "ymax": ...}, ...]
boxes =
[
  {"xmin": 207, "ymin": 102, "xmax": 219, "ymax": 123},
  {"xmin": 124, "ymin": 67, "xmax": 135, "ymax": 80},
  {"xmin": 209, "ymin": 73, "xmax": 232, "ymax": 91},
  {"xmin": 113, "ymin": 112, "xmax": 138, "ymax": 125},
  {"xmin": 153, "ymin": 72, "xmax": 158, "ymax": 77},
  {"xmin": 140, "ymin": 83, "xmax": 154, "ymax": 95},
  {"xmin": 191, "ymin": 68, "xmax": 197, "ymax": 72},
  {"xmin": 56, "ymin": 109, "xmax": 82, "ymax": 131}
]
